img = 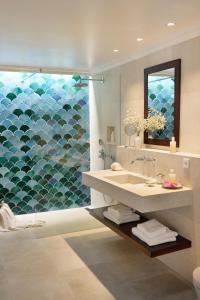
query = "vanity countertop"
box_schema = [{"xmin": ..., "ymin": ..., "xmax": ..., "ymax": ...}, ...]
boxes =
[
  {"xmin": 83, "ymin": 169, "xmax": 192, "ymax": 197},
  {"xmin": 82, "ymin": 169, "xmax": 193, "ymax": 213}
]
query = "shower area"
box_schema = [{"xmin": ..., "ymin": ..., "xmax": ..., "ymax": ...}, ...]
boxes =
[{"xmin": 0, "ymin": 71, "xmax": 90, "ymax": 215}]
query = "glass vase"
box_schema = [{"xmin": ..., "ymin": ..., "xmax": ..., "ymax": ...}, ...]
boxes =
[
  {"xmin": 124, "ymin": 125, "xmax": 135, "ymax": 147},
  {"xmin": 134, "ymin": 135, "xmax": 142, "ymax": 149},
  {"xmin": 148, "ymin": 131, "xmax": 154, "ymax": 139}
]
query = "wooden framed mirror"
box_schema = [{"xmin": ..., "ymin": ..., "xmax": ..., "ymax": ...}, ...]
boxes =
[{"xmin": 144, "ymin": 59, "xmax": 181, "ymax": 146}]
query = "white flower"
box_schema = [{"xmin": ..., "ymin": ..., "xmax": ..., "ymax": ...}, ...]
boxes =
[
  {"xmin": 123, "ymin": 110, "xmax": 144, "ymax": 135},
  {"xmin": 123, "ymin": 108, "xmax": 166, "ymax": 136},
  {"xmin": 144, "ymin": 108, "xmax": 166, "ymax": 133}
]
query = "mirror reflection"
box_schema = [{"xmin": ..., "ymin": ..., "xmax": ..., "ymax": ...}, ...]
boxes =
[{"xmin": 148, "ymin": 68, "xmax": 175, "ymax": 140}]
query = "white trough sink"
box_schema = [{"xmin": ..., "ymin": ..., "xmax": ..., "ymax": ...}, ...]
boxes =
[
  {"xmin": 82, "ymin": 169, "xmax": 193, "ymax": 213},
  {"xmin": 104, "ymin": 174, "xmax": 146, "ymax": 185}
]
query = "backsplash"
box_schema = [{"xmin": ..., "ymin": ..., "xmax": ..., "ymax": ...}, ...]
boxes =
[{"xmin": 0, "ymin": 72, "xmax": 90, "ymax": 214}]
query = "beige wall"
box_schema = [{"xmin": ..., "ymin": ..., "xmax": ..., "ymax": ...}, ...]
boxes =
[
  {"xmin": 96, "ymin": 36, "xmax": 200, "ymax": 282},
  {"xmin": 117, "ymin": 36, "xmax": 200, "ymax": 154}
]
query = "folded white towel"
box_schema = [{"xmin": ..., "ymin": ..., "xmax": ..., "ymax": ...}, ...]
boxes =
[
  {"xmin": 108, "ymin": 204, "xmax": 135, "ymax": 219},
  {"xmin": 132, "ymin": 227, "xmax": 177, "ymax": 246},
  {"xmin": 103, "ymin": 211, "xmax": 140, "ymax": 225},
  {"xmin": 108, "ymin": 204, "xmax": 135, "ymax": 214},
  {"xmin": 107, "ymin": 210, "xmax": 135, "ymax": 220},
  {"xmin": 134, "ymin": 226, "xmax": 177, "ymax": 240},
  {"xmin": 137, "ymin": 219, "xmax": 167, "ymax": 238}
]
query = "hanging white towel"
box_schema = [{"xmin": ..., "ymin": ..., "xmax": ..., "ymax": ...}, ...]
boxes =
[
  {"xmin": 0, "ymin": 202, "xmax": 45, "ymax": 232},
  {"xmin": 0, "ymin": 208, "xmax": 9, "ymax": 231},
  {"xmin": 0, "ymin": 202, "xmax": 17, "ymax": 231},
  {"xmin": 2, "ymin": 203, "xmax": 16, "ymax": 229}
]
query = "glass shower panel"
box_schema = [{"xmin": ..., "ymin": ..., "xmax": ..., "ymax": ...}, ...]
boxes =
[{"xmin": 0, "ymin": 72, "xmax": 90, "ymax": 214}]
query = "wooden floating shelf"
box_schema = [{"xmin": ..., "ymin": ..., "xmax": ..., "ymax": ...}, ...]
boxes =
[{"xmin": 86, "ymin": 207, "xmax": 191, "ymax": 258}]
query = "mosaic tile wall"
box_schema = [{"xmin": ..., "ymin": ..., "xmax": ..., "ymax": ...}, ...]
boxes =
[
  {"xmin": 0, "ymin": 72, "xmax": 90, "ymax": 214},
  {"xmin": 148, "ymin": 75, "xmax": 174, "ymax": 139}
]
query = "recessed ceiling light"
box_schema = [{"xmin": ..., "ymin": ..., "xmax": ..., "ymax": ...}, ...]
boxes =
[
  {"xmin": 137, "ymin": 38, "xmax": 143, "ymax": 42},
  {"xmin": 113, "ymin": 49, "xmax": 119, "ymax": 52},
  {"xmin": 167, "ymin": 22, "xmax": 175, "ymax": 27}
]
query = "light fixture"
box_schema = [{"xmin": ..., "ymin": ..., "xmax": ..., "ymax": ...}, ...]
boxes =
[
  {"xmin": 167, "ymin": 22, "xmax": 175, "ymax": 27},
  {"xmin": 113, "ymin": 49, "xmax": 119, "ymax": 52},
  {"xmin": 137, "ymin": 38, "xmax": 143, "ymax": 42}
]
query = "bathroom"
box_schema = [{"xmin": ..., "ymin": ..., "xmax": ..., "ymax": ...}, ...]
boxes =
[{"xmin": 1, "ymin": 1, "xmax": 200, "ymax": 299}]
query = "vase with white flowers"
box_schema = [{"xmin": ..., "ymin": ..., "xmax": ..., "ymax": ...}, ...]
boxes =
[
  {"xmin": 123, "ymin": 110, "xmax": 144, "ymax": 147},
  {"xmin": 144, "ymin": 108, "xmax": 166, "ymax": 138}
]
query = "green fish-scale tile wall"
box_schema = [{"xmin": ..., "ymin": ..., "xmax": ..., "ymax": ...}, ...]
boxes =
[{"xmin": 0, "ymin": 72, "xmax": 90, "ymax": 214}]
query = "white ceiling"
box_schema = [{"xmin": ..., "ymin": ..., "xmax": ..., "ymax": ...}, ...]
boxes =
[{"xmin": 0, "ymin": 0, "xmax": 200, "ymax": 73}]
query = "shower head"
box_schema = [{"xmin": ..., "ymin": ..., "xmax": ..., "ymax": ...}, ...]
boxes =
[
  {"xmin": 73, "ymin": 75, "xmax": 104, "ymax": 87},
  {"xmin": 73, "ymin": 78, "xmax": 88, "ymax": 88}
]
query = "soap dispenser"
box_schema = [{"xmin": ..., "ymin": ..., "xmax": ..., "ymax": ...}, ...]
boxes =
[
  {"xmin": 169, "ymin": 169, "xmax": 176, "ymax": 184},
  {"xmin": 170, "ymin": 136, "xmax": 176, "ymax": 153}
]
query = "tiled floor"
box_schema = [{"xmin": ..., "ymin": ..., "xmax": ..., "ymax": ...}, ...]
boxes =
[{"xmin": 0, "ymin": 208, "xmax": 197, "ymax": 300}]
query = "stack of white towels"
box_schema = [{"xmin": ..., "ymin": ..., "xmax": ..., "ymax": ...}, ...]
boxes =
[
  {"xmin": 103, "ymin": 204, "xmax": 140, "ymax": 225},
  {"xmin": 132, "ymin": 219, "xmax": 178, "ymax": 246}
]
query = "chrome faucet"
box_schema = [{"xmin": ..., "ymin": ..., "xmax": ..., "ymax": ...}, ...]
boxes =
[
  {"xmin": 145, "ymin": 156, "xmax": 156, "ymax": 162},
  {"xmin": 130, "ymin": 155, "xmax": 157, "ymax": 177},
  {"xmin": 130, "ymin": 155, "xmax": 156, "ymax": 164},
  {"xmin": 130, "ymin": 156, "xmax": 145, "ymax": 164}
]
